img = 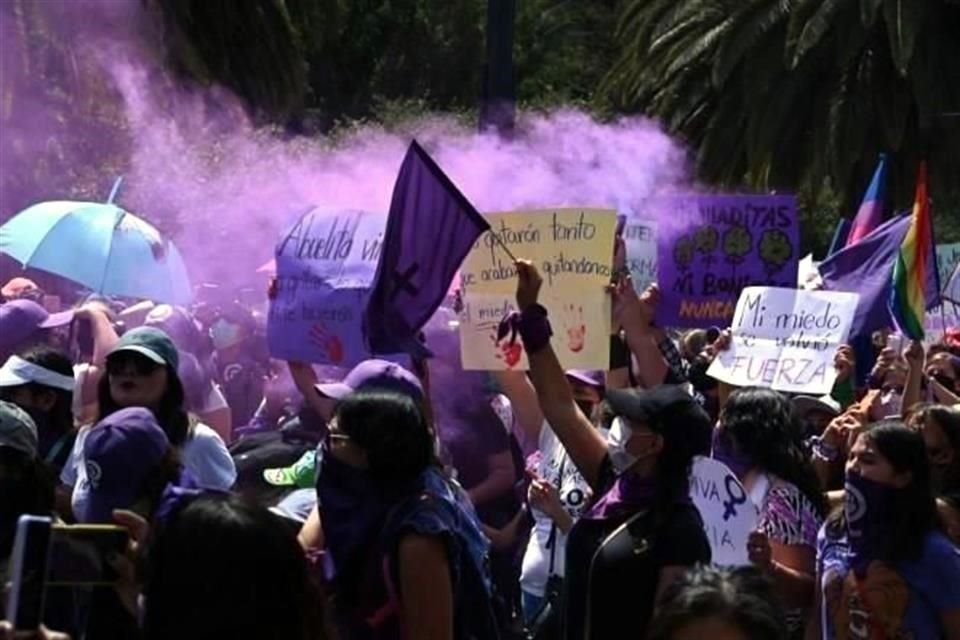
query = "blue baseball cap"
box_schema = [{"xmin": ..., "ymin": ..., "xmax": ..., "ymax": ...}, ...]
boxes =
[{"xmin": 107, "ymin": 326, "xmax": 179, "ymax": 371}]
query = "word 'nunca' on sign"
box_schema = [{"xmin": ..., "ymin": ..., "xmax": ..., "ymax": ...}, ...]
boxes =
[{"xmin": 679, "ymin": 299, "xmax": 736, "ymax": 320}]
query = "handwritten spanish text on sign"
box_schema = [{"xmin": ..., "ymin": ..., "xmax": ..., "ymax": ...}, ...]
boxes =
[
  {"xmin": 655, "ymin": 195, "xmax": 799, "ymax": 328},
  {"xmin": 267, "ymin": 208, "xmax": 396, "ymax": 366},
  {"xmin": 689, "ymin": 456, "xmax": 757, "ymax": 567},
  {"xmin": 459, "ymin": 209, "xmax": 616, "ymax": 370},
  {"xmin": 623, "ymin": 218, "xmax": 658, "ymax": 292},
  {"xmin": 707, "ymin": 287, "xmax": 860, "ymax": 395}
]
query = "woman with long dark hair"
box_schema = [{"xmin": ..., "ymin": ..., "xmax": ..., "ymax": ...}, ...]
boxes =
[
  {"xmin": 141, "ymin": 493, "xmax": 325, "ymax": 640},
  {"xmin": 506, "ymin": 261, "xmax": 712, "ymax": 639},
  {"xmin": 713, "ymin": 387, "xmax": 827, "ymax": 637},
  {"xmin": 316, "ymin": 389, "xmax": 499, "ymax": 639},
  {"xmin": 907, "ymin": 403, "xmax": 960, "ymax": 496},
  {"xmin": 60, "ymin": 328, "xmax": 234, "ymax": 521},
  {"xmin": 649, "ymin": 565, "xmax": 787, "ymax": 640},
  {"xmin": 815, "ymin": 421, "xmax": 960, "ymax": 639}
]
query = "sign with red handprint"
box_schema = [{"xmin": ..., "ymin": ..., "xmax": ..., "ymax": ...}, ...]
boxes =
[
  {"xmin": 457, "ymin": 208, "xmax": 616, "ymax": 370},
  {"xmin": 267, "ymin": 207, "xmax": 406, "ymax": 366}
]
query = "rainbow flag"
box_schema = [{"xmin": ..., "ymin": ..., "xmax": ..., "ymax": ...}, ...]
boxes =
[
  {"xmin": 889, "ymin": 162, "xmax": 937, "ymax": 339},
  {"xmin": 845, "ymin": 154, "xmax": 888, "ymax": 247}
]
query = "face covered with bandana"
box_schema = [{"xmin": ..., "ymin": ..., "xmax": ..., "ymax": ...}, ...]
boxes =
[
  {"xmin": 314, "ymin": 418, "xmax": 384, "ymax": 580},
  {"xmin": 843, "ymin": 433, "xmax": 912, "ymax": 574}
]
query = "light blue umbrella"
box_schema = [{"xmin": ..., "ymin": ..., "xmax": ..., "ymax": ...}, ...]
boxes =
[{"xmin": 0, "ymin": 182, "xmax": 192, "ymax": 304}]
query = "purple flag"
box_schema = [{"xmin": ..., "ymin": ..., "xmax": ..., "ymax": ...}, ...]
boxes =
[
  {"xmin": 818, "ymin": 214, "xmax": 937, "ymax": 337},
  {"xmin": 363, "ymin": 140, "xmax": 490, "ymax": 355}
]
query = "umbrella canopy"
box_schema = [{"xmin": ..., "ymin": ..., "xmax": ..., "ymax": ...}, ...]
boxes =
[{"xmin": 0, "ymin": 201, "xmax": 192, "ymax": 304}]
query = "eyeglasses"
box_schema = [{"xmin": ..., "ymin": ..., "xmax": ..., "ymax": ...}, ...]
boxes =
[{"xmin": 106, "ymin": 354, "xmax": 162, "ymax": 377}]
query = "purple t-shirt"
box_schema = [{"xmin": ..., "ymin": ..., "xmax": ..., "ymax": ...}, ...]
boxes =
[{"xmin": 817, "ymin": 527, "xmax": 960, "ymax": 639}]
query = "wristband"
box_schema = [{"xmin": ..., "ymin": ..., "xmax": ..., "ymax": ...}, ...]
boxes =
[
  {"xmin": 610, "ymin": 334, "xmax": 631, "ymax": 369},
  {"xmin": 810, "ymin": 436, "xmax": 840, "ymax": 462},
  {"xmin": 497, "ymin": 304, "xmax": 553, "ymax": 354}
]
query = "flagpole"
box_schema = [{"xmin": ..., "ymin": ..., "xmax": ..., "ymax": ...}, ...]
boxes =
[{"xmin": 490, "ymin": 232, "xmax": 518, "ymax": 263}]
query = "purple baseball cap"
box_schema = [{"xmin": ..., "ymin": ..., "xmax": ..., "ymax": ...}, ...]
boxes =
[
  {"xmin": 315, "ymin": 359, "xmax": 424, "ymax": 402},
  {"xmin": 565, "ymin": 369, "xmax": 606, "ymax": 390},
  {"xmin": 80, "ymin": 407, "xmax": 170, "ymax": 523},
  {"xmin": 0, "ymin": 299, "xmax": 75, "ymax": 352}
]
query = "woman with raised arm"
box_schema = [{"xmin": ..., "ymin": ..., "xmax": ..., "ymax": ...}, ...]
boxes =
[{"xmin": 505, "ymin": 260, "xmax": 712, "ymax": 640}]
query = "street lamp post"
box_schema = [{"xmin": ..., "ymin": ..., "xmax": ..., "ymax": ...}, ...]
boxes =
[{"xmin": 480, "ymin": 0, "xmax": 516, "ymax": 136}]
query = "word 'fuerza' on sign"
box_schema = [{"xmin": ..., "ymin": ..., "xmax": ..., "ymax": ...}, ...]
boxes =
[{"xmin": 707, "ymin": 286, "xmax": 859, "ymax": 395}]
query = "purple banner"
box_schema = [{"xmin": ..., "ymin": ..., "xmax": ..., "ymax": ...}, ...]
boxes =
[
  {"xmin": 268, "ymin": 207, "xmax": 396, "ymax": 366},
  {"xmin": 655, "ymin": 195, "xmax": 798, "ymax": 328}
]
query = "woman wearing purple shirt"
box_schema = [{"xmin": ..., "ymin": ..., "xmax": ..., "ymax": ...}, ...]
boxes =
[{"xmin": 813, "ymin": 421, "xmax": 960, "ymax": 639}]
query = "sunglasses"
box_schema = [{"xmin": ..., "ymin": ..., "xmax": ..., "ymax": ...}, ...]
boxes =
[{"xmin": 106, "ymin": 354, "xmax": 163, "ymax": 377}]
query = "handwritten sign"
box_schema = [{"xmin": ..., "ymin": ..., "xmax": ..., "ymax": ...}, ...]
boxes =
[
  {"xmin": 623, "ymin": 218, "xmax": 658, "ymax": 292},
  {"xmin": 458, "ymin": 208, "xmax": 616, "ymax": 370},
  {"xmin": 937, "ymin": 243, "xmax": 960, "ymax": 287},
  {"xmin": 689, "ymin": 456, "xmax": 757, "ymax": 566},
  {"xmin": 655, "ymin": 195, "xmax": 799, "ymax": 328},
  {"xmin": 267, "ymin": 208, "xmax": 396, "ymax": 365},
  {"xmin": 708, "ymin": 287, "xmax": 860, "ymax": 394}
]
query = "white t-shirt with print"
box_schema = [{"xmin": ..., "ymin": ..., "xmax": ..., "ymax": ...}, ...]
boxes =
[{"xmin": 519, "ymin": 421, "xmax": 599, "ymax": 597}]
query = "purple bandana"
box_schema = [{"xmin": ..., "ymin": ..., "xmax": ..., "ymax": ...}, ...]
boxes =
[
  {"xmin": 583, "ymin": 473, "xmax": 658, "ymax": 521},
  {"xmin": 844, "ymin": 470, "xmax": 897, "ymax": 576}
]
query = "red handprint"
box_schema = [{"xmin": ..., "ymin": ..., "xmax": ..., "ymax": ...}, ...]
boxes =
[
  {"xmin": 490, "ymin": 330, "xmax": 523, "ymax": 368},
  {"xmin": 563, "ymin": 304, "xmax": 586, "ymax": 353},
  {"xmin": 309, "ymin": 323, "xmax": 344, "ymax": 364}
]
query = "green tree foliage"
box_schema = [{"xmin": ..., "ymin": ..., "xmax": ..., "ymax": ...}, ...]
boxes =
[{"xmin": 600, "ymin": 0, "xmax": 960, "ymax": 252}]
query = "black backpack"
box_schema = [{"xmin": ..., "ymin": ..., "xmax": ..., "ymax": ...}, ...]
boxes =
[{"xmin": 229, "ymin": 427, "xmax": 321, "ymax": 504}]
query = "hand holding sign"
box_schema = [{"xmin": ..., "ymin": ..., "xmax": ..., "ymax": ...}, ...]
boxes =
[
  {"xmin": 515, "ymin": 260, "xmax": 543, "ymax": 311},
  {"xmin": 460, "ymin": 209, "xmax": 615, "ymax": 370},
  {"xmin": 747, "ymin": 530, "xmax": 773, "ymax": 572},
  {"xmin": 708, "ymin": 287, "xmax": 860, "ymax": 395}
]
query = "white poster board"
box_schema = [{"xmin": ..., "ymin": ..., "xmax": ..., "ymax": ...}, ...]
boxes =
[
  {"xmin": 623, "ymin": 217, "xmax": 657, "ymax": 292},
  {"xmin": 707, "ymin": 287, "xmax": 860, "ymax": 394},
  {"xmin": 689, "ymin": 456, "xmax": 758, "ymax": 567}
]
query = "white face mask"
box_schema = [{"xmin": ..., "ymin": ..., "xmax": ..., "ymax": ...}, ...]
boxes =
[{"xmin": 607, "ymin": 417, "xmax": 639, "ymax": 474}]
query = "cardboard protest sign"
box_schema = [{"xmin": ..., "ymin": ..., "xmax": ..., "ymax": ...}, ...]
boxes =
[
  {"xmin": 938, "ymin": 243, "xmax": 960, "ymax": 305},
  {"xmin": 655, "ymin": 195, "xmax": 799, "ymax": 328},
  {"xmin": 267, "ymin": 208, "xmax": 395, "ymax": 366},
  {"xmin": 708, "ymin": 287, "xmax": 860, "ymax": 394},
  {"xmin": 459, "ymin": 208, "xmax": 616, "ymax": 370},
  {"xmin": 689, "ymin": 456, "xmax": 757, "ymax": 566},
  {"xmin": 622, "ymin": 218, "xmax": 657, "ymax": 292},
  {"xmin": 937, "ymin": 243, "xmax": 960, "ymax": 287}
]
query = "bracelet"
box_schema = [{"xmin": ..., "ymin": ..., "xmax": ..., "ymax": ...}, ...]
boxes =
[
  {"xmin": 497, "ymin": 305, "xmax": 553, "ymax": 355},
  {"xmin": 810, "ymin": 436, "xmax": 840, "ymax": 462},
  {"xmin": 517, "ymin": 305, "xmax": 553, "ymax": 354},
  {"xmin": 610, "ymin": 333, "xmax": 631, "ymax": 369}
]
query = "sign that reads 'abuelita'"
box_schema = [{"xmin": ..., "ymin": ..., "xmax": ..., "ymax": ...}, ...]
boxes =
[
  {"xmin": 655, "ymin": 195, "xmax": 799, "ymax": 328},
  {"xmin": 458, "ymin": 208, "xmax": 616, "ymax": 370},
  {"xmin": 267, "ymin": 208, "xmax": 392, "ymax": 366},
  {"xmin": 708, "ymin": 287, "xmax": 860, "ymax": 395}
]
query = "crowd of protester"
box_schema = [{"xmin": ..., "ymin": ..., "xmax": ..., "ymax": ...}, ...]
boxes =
[{"xmin": 1, "ymin": 253, "xmax": 959, "ymax": 639}]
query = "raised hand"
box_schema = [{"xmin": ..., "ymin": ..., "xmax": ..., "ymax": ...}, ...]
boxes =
[{"xmin": 515, "ymin": 260, "xmax": 543, "ymax": 311}]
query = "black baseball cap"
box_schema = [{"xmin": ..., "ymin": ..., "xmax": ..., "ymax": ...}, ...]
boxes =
[{"xmin": 605, "ymin": 385, "xmax": 712, "ymax": 455}]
